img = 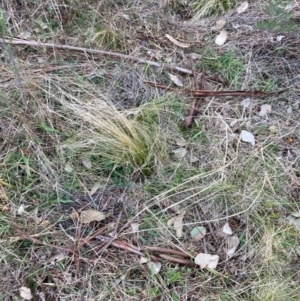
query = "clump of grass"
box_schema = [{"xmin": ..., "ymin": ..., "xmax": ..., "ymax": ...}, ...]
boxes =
[
  {"xmin": 59, "ymin": 95, "xmax": 168, "ymax": 176},
  {"xmin": 255, "ymin": 0, "xmax": 299, "ymax": 32},
  {"xmin": 202, "ymin": 48, "xmax": 245, "ymax": 86},
  {"xmin": 91, "ymin": 24, "xmax": 124, "ymax": 50},
  {"xmin": 190, "ymin": 0, "xmax": 237, "ymax": 20}
]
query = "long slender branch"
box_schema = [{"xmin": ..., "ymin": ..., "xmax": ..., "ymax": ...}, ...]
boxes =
[
  {"xmin": 2, "ymin": 37, "xmax": 193, "ymax": 75},
  {"xmin": 144, "ymin": 81, "xmax": 288, "ymax": 98}
]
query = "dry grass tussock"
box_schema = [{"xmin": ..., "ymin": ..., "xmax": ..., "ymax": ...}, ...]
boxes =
[
  {"xmin": 45, "ymin": 74, "xmax": 169, "ymax": 176},
  {"xmin": 0, "ymin": 0, "xmax": 300, "ymax": 300}
]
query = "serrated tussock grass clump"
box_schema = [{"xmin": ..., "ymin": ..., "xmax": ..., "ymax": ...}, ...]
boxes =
[
  {"xmin": 91, "ymin": 24, "xmax": 124, "ymax": 50},
  {"xmin": 190, "ymin": 0, "xmax": 237, "ymax": 20},
  {"xmin": 60, "ymin": 95, "xmax": 168, "ymax": 176}
]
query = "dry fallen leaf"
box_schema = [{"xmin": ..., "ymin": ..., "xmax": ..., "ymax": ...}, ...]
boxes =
[
  {"xmin": 212, "ymin": 19, "xmax": 227, "ymax": 31},
  {"xmin": 226, "ymin": 236, "xmax": 240, "ymax": 257},
  {"xmin": 195, "ymin": 253, "xmax": 219, "ymax": 269},
  {"xmin": 240, "ymin": 130, "xmax": 255, "ymax": 146},
  {"xmin": 276, "ymin": 35, "xmax": 285, "ymax": 42},
  {"xmin": 190, "ymin": 226, "xmax": 206, "ymax": 242},
  {"xmin": 167, "ymin": 210, "xmax": 186, "ymax": 238},
  {"xmin": 168, "ymin": 73, "xmax": 183, "ymax": 87},
  {"xmin": 189, "ymin": 155, "xmax": 199, "ymax": 163},
  {"xmin": 285, "ymin": 2, "xmax": 297, "ymax": 12},
  {"xmin": 230, "ymin": 119, "xmax": 239, "ymax": 127},
  {"xmin": 165, "ymin": 34, "xmax": 190, "ymax": 48},
  {"xmin": 69, "ymin": 211, "xmax": 79, "ymax": 219},
  {"xmin": 222, "ymin": 222, "xmax": 233, "ymax": 235},
  {"xmin": 19, "ymin": 287, "xmax": 33, "ymax": 300},
  {"xmin": 241, "ymin": 98, "xmax": 251, "ymax": 108},
  {"xmin": 237, "ymin": 1, "xmax": 249, "ymax": 14},
  {"xmin": 269, "ymin": 125, "xmax": 279, "ymax": 133},
  {"xmin": 259, "ymin": 104, "xmax": 272, "ymax": 117},
  {"xmin": 90, "ymin": 182, "xmax": 101, "ymax": 195},
  {"xmin": 131, "ymin": 223, "xmax": 139, "ymax": 233},
  {"xmin": 50, "ymin": 253, "xmax": 68, "ymax": 265},
  {"xmin": 287, "ymin": 212, "xmax": 300, "ymax": 230},
  {"xmin": 215, "ymin": 30, "xmax": 228, "ymax": 46},
  {"xmin": 172, "ymin": 147, "xmax": 188, "ymax": 159},
  {"xmin": 64, "ymin": 163, "xmax": 73, "ymax": 173},
  {"xmin": 80, "ymin": 209, "xmax": 106, "ymax": 224},
  {"xmin": 82, "ymin": 156, "xmax": 92, "ymax": 169},
  {"xmin": 174, "ymin": 138, "xmax": 187, "ymax": 147},
  {"xmin": 17, "ymin": 204, "xmax": 27, "ymax": 215},
  {"xmin": 240, "ymin": 249, "xmax": 255, "ymax": 261},
  {"xmin": 139, "ymin": 256, "xmax": 149, "ymax": 264},
  {"xmin": 148, "ymin": 261, "xmax": 162, "ymax": 275}
]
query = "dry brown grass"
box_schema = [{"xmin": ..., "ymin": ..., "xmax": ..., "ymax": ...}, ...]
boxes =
[{"xmin": 0, "ymin": 0, "xmax": 300, "ymax": 300}]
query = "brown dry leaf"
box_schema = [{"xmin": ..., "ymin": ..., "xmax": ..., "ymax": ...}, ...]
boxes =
[
  {"xmin": 131, "ymin": 223, "xmax": 139, "ymax": 233},
  {"xmin": 50, "ymin": 253, "xmax": 68, "ymax": 265},
  {"xmin": 90, "ymin": 182, "xmax": 101, "ymax": 195},
  {"xmin": 276, "ymin": 35, "xmax": 285, "ymax": 42},
  {"xmin": 269, "ymin": 125, "xmax": 279, "ymax": 133},
  {"xmin": 69, "ymin": 211, "xmax": 79, "ymax": 219},
  {"xmin": 82, "ymin": 156, "xmax": 92, "ymax": 169},
  {"xmin": 189, "ymin": 155, "xmax": 199, "ymax": 163},
  {"xmin": 240, "ymin": 130, "xmax": 255, "ymax": 146},
  {"xmin": 167, "ymin": 210, "xmax": 186, "ymax": 238},
  {"xmin": 148, "ymin": 261, "xmax": 162, "ymax": 275},
  {"xmin": 174, "ymin": 138, "xmax": 187, "ymax": 147},
  {"xmin": 19, "ymin": 287, "xmax": 33, "ymax": 300},
  {"xmin": 172, "ymin": 147, "xmax": 188, "ymax": 159},
  {"xmin": 165, "ymin": 34, "xmax": 190, "ymax": 48},
  {"xmin": 287, "ymin": 212, "xmax": 300, "ymax": 230},
  {"xmin": 168, "ymin": 73, "xmax": 183, "ymax": 87},
  {"xmin": 222, "ymin": 222, "xmax": 233, "ymax": 235},
  {"xmin": 64, "ymin": 163, "xmax": 73, "ymax": 173},
  {"xmin": 215, "ymin": 30, "xmax": 228, "ymax": 46},
  {"xmin": 80, "ymin": 209, "xmax": 106, "ymax": 224},
  {"xmin": 226, "ymin": 236, "xmax": 240, "ymax": 257},
  {"xmin": 258, "ymin": 104, "xmax": 272, "ymax": 117},
  {"xmin": 139, "ymin": 256, "xmax": 149, "ymax": 264},
  {"xmin": 17, "ymin": 204, "xmax": 27, "ymax": 215},
  {"xmin": 241, "ymin": 98, "xmax": 251, "ymax": 108},
  {"xmin": 237, "ymin": 1, "xmax": 249, "ymax": 14},
  {"xmin": 195, "ymin": 253, "xmax": 219, "ymax": 269},
  {"xmin": 212, "ymin": 19, "xmax": 226, "ymax": 31}
]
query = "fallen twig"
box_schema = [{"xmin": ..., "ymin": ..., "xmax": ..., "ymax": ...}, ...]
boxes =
[
  {"xmin": 159, "ymin": 254, "xmax": 193, "ymax": 265},
  {"xmin": 13, "ymin": 226, "xmax": 89, "ymax": 263},
  {"xmin": 145, "ymin": 246, "xmax": 192, "ymax": 257},
  {"xmin": 183, "ymin": 58, "xmax": 205, "ymax": 128},
  {"xmin": 144, "ymin": 81, "xmax": 288, "ymax": 98},
  {"xmin": 2, "ymin": 37, "xmax": 193, "ymax": 75}
]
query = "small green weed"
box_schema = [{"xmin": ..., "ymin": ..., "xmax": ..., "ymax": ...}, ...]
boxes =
[
  {"xmin": 256, "ymin": 0, "xmax": 299, "ymax": 32},
  {"xmin": 203, "ymin": 48, "xmax": 245, "ymax": 85},
  {"xmin": 167, "ymin": 267, "xmax": 184, "ymax": 286}
]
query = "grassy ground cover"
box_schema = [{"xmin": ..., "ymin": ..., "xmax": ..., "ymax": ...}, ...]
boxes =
[{"xmin": 0, "ymin": 0, "xmax": 300, "ymax": 300}]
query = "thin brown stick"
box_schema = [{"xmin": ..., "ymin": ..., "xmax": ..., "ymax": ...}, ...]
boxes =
[
  {"xmin": 94, "ymin": 210, "xmax": 123, "ymax": 254},
  {"xmin": 183, "ymin": 58, "xmax": 203, "ymax": 128},
  {"xmin": 159, "ymin": 254, "xmax": 193, "ymax": 265},
  {"xmin": 2, "ymin": 38, "xmax": 193, "ymax": 75},
  {"xmin": 144, "ymin": 81, "xmax": 288, "ymax": 98},
  {"xmin": 14, "ymin": 226, "xmax": 89, "ymax": 263},
  {"xmin": 145, "ymin": 246, "xmax": 192, "ymax": 257},
  {"xmin": 77, "ymin": 224, "xmax": 110, "ymax": 249}
]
